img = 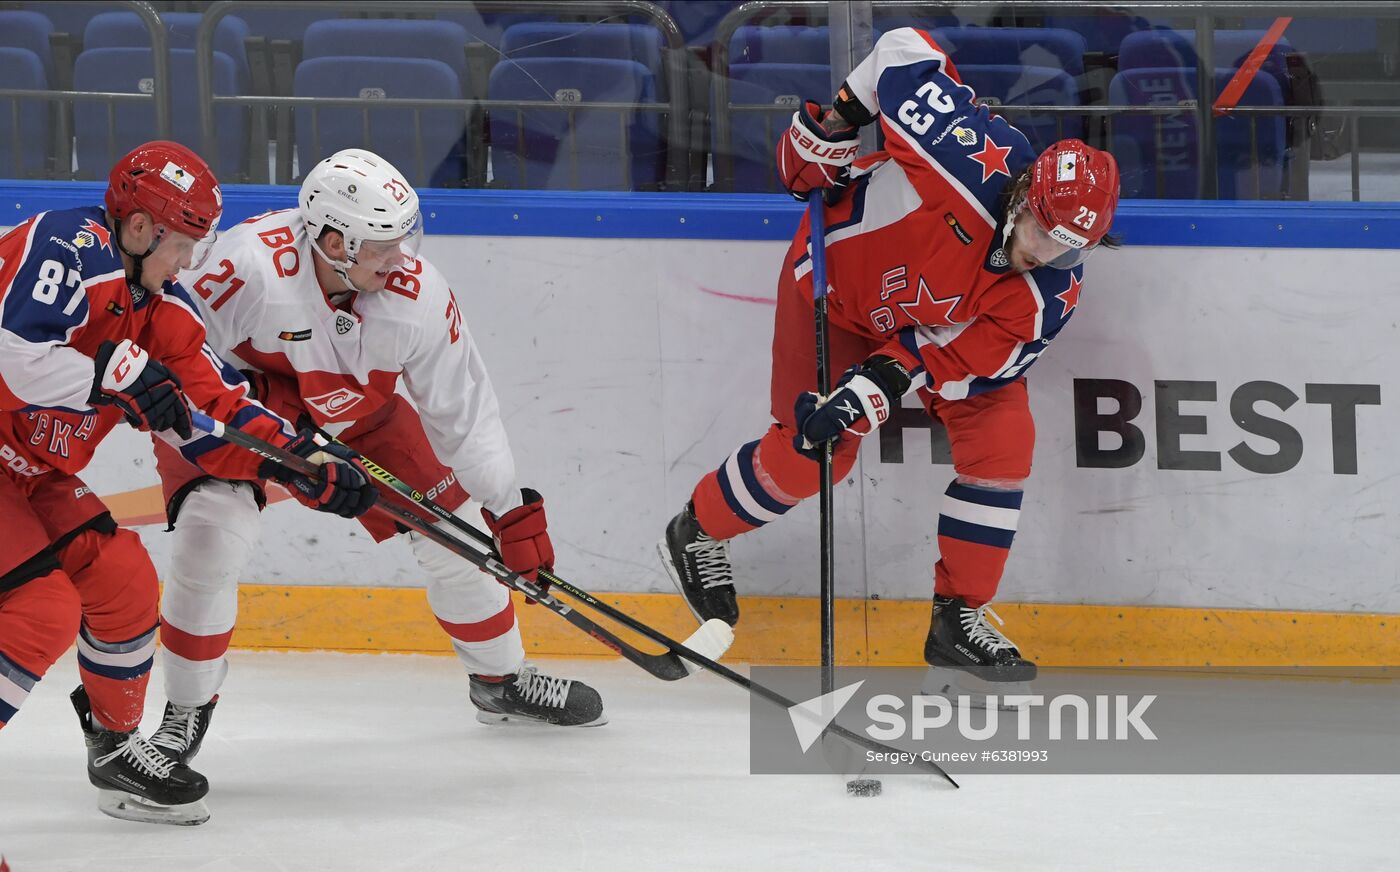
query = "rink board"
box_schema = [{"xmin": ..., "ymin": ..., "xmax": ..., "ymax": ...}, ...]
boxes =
[{"xmin": 2, "ymin": 187, "xmax": 1397, "ymax": 664}]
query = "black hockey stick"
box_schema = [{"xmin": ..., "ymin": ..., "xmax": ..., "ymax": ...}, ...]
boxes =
[
  {"xmin": 188, "ymin": 412, "xmax": 701, "ymax": 682},
  {"xmin": 330, "ymin": 435, "xmax": 959, "ymax": 788},
  {"xmin": 808, "ymin": 197, "xmax": 837, "ymax": 700},
  {"xmin": 191, "ymin": 413, "xmax": 956, "ymax": 786}
]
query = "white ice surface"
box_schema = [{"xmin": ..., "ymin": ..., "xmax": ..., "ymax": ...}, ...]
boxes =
[{"xmin": 0, "ymin": 651, "xmax": 1393, "ymax": 872}]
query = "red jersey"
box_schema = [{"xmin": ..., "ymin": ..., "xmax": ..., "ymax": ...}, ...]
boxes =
[
  {"xmin": 0, "ymin": 206, "xmax": 292, "ymax": 479},
  {"xmin": 794, "ymin": 28, "xmax": 1088, "ymax": 400}
]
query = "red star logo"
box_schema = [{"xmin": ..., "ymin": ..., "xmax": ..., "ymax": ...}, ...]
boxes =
[
  {"xmin": 1055, "ymin": 274, "xmax": 1082, "ymax": 317},
  {"xmin": 897, "ymin": 277, "xmax": 962, "ymax": 326},
  {"xmin": 968, "ymin": 136, "xmax": 1012, "ymax": 183},
  {"xmin": 81, "ymin": 217, "xmax": 113, "ymax": 253}
]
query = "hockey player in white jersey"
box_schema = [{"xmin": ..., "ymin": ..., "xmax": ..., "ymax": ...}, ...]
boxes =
[{"xmin": 148, "ymin": 150, "xmax": 605, "ymax": 769}]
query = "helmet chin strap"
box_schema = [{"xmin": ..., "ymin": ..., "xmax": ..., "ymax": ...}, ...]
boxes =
[
  {"xmin": 309, "ymin": 235, "xmax": 368, "ymax": 297},
  {"xmin": 113, "ymin": 217, "xmax": 158, "ymax": 286}
]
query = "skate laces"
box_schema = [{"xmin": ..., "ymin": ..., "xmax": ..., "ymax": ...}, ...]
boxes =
[
  {"xmin": 150, "ymin": 704, "xmax": 201, "ymax": 753},
  {"xmin": 685, "ymin": 533, "xmax": 734, "ymax": 589},
  {"xmin": 95, "ymin": 731, "xmax": 177, "ymax": 780},
  {"xmin": 960, "ymin": 605, "xmax": 1017, "ymax": 654},
  {"xmin": 516, "ymin": 664, "xmax": 571, "ymax": 709}
]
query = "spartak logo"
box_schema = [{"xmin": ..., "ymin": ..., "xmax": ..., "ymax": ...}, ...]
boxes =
[{"xmin": 304, "ymin": 387, "xmax": 365, "ymax": 419}]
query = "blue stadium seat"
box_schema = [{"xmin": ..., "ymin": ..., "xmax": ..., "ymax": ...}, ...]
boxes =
[
  {"xmin": 302, "ymin": 19, "xmax": 470, "ymax": 93},
  {"xmin": 930, "ymin": 27, "xmax": 1088, "ymax": 79},
  {"xmin": 1042, "ymin": 11, "xmax": 1171, "ymax": 55},
  {"xmin": 0, "ymin": 11, "xmax": 55, "ymax": 83},
  {"xmin": 1242, "ymin": 16, "xmax": 1376, "ymax": 55},
  {"xmin": 433, "ymin": 12, "xmax": 546, "ymax": 48},
  {"xmin": 236, "ymin": 9, "xmax": 341, "ymax": 43},
  {"xmin": 729, "ymin": 26, "xmax": 828, "ymax": 65},
  {"xmin": 18, "ymin": 2, "xmax": 117, "ymax": 39},
  {"xmin": 72, "ymin": 47, "xmax": 244, "ymax": 179},
  {"xmin": 1108, "ymin": 67, "xmax": 1286, "ymax": 199},
  {"xmin": 0, "ymin": 47, "xmax": 48, "ymax": 178},
  {"xmin": 722, "ymin": 62, "xmax": 830, "ymax": 192},
  {"xmin": 293, "ymin": 57, "xmax": 466, "ymax": 187},
  {"xmin": 489, "ymin": 57, "xmax": 662, "ymax": 191},
  {"xmin": 871, "ymin": 14, "xmax": 961, "ymax": 35},
  {"xmin": 956, "ymin": 65, "xmax": 1081, "ymax": 152},
  {"xmin": 83, "ymin": 11, "xmax": 252, "ymax": 92},
  {"xmin": 501, "ymin": 23, "xmax": 664, "ymax": 79},
  {"xmin": 1119, "ymin": 29, "xmax": 1294, "ymax": 89}
]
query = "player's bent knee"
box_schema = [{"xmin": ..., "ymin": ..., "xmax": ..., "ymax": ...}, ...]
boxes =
[{"xmin": 169, "ymin": 481, "xmax": 262, "ymax": 591}]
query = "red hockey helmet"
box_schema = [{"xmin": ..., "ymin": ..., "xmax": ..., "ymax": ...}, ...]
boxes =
[
  {"xmin": 106, "ymin": 141, "xmax": 222, "ymax": 264},
  {"xmin": 1020, "ymin": 139, "xmax": 1120, "ymax": 269}
]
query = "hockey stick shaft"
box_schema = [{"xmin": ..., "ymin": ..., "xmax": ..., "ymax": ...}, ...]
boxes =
[
  {"xmin": 328, "ymin": 432, "xmax": 957, "ymax": 787},
  {"xmin": 188, "ymin": 412, "xmax": 692, "ymax": 681},
  {"xmin": 809, "ymin": 198, "xmax": 836, "ymax": 698}
]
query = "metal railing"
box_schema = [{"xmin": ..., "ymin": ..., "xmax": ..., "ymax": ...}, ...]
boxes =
[
  {"xmin": 0, "ymin": 0, "xmax": 171, "ymax": 179},
  {"xmin": 194, "ymin": 0, "xmax": 688, "ymax": 188},
  {"xmin": 711, "ymin": 0, "xmax": 1400, "ymax": 200}
]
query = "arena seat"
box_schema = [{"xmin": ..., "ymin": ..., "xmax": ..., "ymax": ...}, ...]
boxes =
[
  {"xmin": 1042, "ymin": 11, "xmax": 1171, "ymax": 56},
  {"xmin": 956, "ymin": 65, "xmax": 1081, "ymax": 152},
  {"xmin": 1108, "ymin": 67, "xmax": 1286, "ymax": 199},
  {"xmin": 302, "ymin": 19, "xmax": 471, "ymax": 94},
  {"xmin": 0, "ymin": 47, "xmax": 49, "ymax": 178},
  {"xmin": 489, "ymin": 57, "xmax": 662, "ymax": 191},
  {"xmin": 235, "ymin": 9, "xmax": 340, "ymax": 43},
  {"xmin": 930, "ymin": 27, "xmax": 1088, "ymax": 79},
  {"xmin": 72, "ymin": 47, "xmax": 244, "ymax": 179},
  {"xmin": 728, "ymin": 25, "xmax": 828, "ymax": 65},
  {"xmin": 0, "ymin": 11, "xmax": 55, "ymax": 83},
  {"xmin": 721, "ymin": 62, "xmax": 830, "ymax": 192},
  {"xmin": 293, "ymin": 56, "xmax": 466, "ymax": 187},
  {"xmin": 501, "ymin": 22, "xmax": 664, "ymax": 74},
  {"xmin": 1118, "ymin": 29, "xmax": 1294, "ymax": 91},
  {"xmin": 83, "ymin": 11, "xmax": 251, "ymax": 92}
]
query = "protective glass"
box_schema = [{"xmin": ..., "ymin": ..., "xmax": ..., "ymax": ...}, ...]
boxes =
[
  {"xmin": 354, "ymin": 212, "xmax": 424, "ymax": 271},
  {"xmin": 1014, "ymin": 215, "xmax": 1097, "ymax": 270}
]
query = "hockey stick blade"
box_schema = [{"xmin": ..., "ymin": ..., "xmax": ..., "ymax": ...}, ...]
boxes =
[{"xmin": 188, "ymin": 412, "xmax": 696, "ymax": 682}]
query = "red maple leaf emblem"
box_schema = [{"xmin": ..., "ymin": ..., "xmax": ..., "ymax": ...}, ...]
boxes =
[
  {"xmin": 897, "ymin": 277, "xmax": 962, "ymax": 326},
  {"xmin": 81, "ymin": 217, "xmax": 113, "ymax": 253},
  {"xmin": 968, "ymin": 136, "xmax": 1012, "ymax": 183},
  {"xmin": 1056, "ymin": 273, "xmax": 1083, "ymax": 317}
]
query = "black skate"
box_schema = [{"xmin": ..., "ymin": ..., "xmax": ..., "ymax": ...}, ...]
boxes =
[
  {"xmin": 923, "ymin": 595, "xmax": 1037, "ymax": 709},
  {"xmin": 149, "ymin": 695, "xmax": 218, "ymax": 764},
  {"xmin": 469, "ymin": 663, "xmax": 606, "ymax": 727},
  {"xmin": 658, "ymin": 501, "xmax": 739, "ymax": 626},
  {"xmin": 71, "ymin": 687, "xmax": 210, "ymax": 826}
]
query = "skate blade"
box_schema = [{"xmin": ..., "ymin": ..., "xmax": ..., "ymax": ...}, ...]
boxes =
[
  {"xmin": 922, "ymin": 666, "xmax": 1034, "ymax": 711},
  {"xmin": 656, "ymin": 540, "xmax": 707, "ymax": 626},
  {"xmin": 97, "ymin": 790, "xmax": 209, "ymax": 826},
  {"xmin": 474, "ymin": 709, "xmax": 609, "ymax": 728}
]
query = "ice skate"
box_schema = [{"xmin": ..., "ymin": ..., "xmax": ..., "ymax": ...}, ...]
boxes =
[
  {"xmin": 923, "ymin": 595, "xmax": 1037, "ymax": 710},
  {"xmin": 659, "ymin": 501, "xmax": 739, "ymax": 626},
  {"xmin": 149, "ymin": 695, "xmax": 218, "ymax": 764},
  {"xmin": 71, "ymin": 687, "xmax": 210, "ymax": 826},
  {"xmin": 469, "ymin": 663, "xmax": 606, "ymax": 727}
]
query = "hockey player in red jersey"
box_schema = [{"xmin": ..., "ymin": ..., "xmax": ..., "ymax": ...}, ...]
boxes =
[
  {"xmin": 0, "ymin": 141, "xmax": 377, "ymax": 825},
  {"xmin": 146, "ymin": 149, "xmax": 605, "ymax": 778},
  {"xmin": 661, "ymin": 29, "xmax": 1121, "ymax": 689}
]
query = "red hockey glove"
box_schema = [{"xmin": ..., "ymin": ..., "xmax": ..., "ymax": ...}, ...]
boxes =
[
  {"xmin": 90, "ymin": 339, "xmax": 193, "ymax": 439},
  {"xmin": 483, "ymin": 488, "xmax": 554, "ymax": 589},
  {"xmin": 794, "ymin": 355, "xmax": 912, "ymax": 452},
  {"xmin": 260, "ymin": 430, "xmax": 379, "ymax": 519},
  {"xmin": 776, "ymin": 100, "xmax": 860, "ymax": 202}
]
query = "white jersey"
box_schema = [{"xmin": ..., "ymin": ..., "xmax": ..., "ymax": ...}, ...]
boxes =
[{"xmin": 177, "ymin": 208, "xmax": 521, "ymax": 515}]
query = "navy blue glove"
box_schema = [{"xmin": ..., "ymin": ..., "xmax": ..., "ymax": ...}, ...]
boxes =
[
  {"xmin": 260, "ymin": 430, "xmax": 379, "ymax": 519},
  {"xmin": 90, "ymin": 339, "xmax": 193, "ymax": 439},
  {"xmin": 794, "ymin": 356, "xmax": 912, "ymax": 450}
]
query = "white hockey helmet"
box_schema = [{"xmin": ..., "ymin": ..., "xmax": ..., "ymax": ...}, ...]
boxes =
[{"xmin": 298, "ymin": 149, "xmax": 424, "ymax": 282}]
